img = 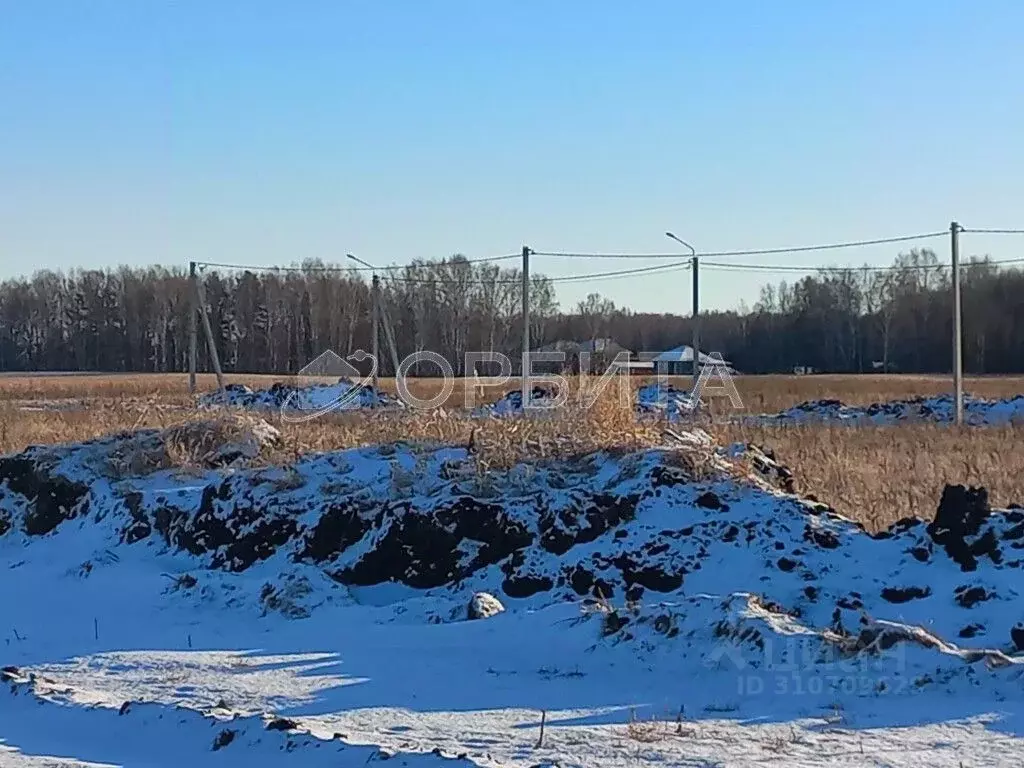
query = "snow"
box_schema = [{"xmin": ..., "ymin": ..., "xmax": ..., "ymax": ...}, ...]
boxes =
[
  {"xmin": 3, "ymin": 427, "xmax": 1024, "ymax": 765},
  {"xmin": 467, "ymin": 592, "xmax": 505, "ymax": 620},
  {"xmin": 201, "ymin": 379, "xmax": 1024, "ymax": 429},
  {"xmin": 0, "ymin": 668, "xmax": 463, "ymax": 767},
  {"xmin": 6, "ymin": 670, "xmax": 1022, "ymax": 768},
  {"xmin": 475, "ymin": 385, "xmax": 562, "ymax": 416},
  {"xmin": 757, "ymin": 393, "xmax": 1024, "ymax": 426},
  {"xmin": 479, "ymin": 382, "xmax": 699, "ymax": 418},
  {"xmin": 199, "ymin": 380, "xmax": 400, "ymax": 414},
  {"xmin": 635, "ymin": 381, "xmax": 696, "ymax": 417}
]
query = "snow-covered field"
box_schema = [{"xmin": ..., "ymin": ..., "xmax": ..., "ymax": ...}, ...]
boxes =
[{"xmin": 2, "ymin": 419, "xmax": 1024, "ymax": 766}]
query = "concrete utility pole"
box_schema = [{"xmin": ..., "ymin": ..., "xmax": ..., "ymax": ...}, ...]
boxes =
[
  {"xmin": 522, "ymin": 245, "xmax": 531, "ymax": 409},
  {"xmin": 380, "ymin": 293, "xmax": 401, "ymax": 380},
  {"xmin": 950, "ymin": 221, "xmax": 964, "ymax": 425},
  {"xmin": 188, "ymin": 261, "xmax": 197, "ymax": 393},
  {"xmin": 348, "ymin": 254, "xmax": 380, "ymax": 407},
  {"xmin": 371, "ymin": 274, "xmax": 380, "ymax": 404},
  {"xmin": 193, "ymin": 267, "xmax": 225, "ymax": 394},
  {"xmin": 692, "ymin": 254, "xmax": 700, "ymax": 387},
  {"xmin": 665, "ymin": 232, "xmax": 699, "ymax": 385}
]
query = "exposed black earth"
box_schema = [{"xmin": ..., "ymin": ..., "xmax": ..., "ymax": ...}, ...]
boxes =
[{"xmin": 1, "ymin": 425, "xmax": 1023, "ymax": 655}]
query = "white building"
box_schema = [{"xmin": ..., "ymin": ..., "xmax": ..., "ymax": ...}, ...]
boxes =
[{"xmin": 648, "ymin": 345, "xmax": 731, "ymax": 376}]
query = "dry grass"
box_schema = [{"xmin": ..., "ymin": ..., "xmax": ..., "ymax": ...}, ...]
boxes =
[
  {"xmin": 273, "ymin": 388, "xmax": 664, "ymax": 472},
  {"xmin": 0, "ymin": 372, "xmax": 516, "ymax": 406},
  {"xmin": 1, "ymin": 371, "xmax": 1023, "ymax": 528},
  {"xmin": 715, "ymin": 421, "xmax": 1024, "ymax": 529},
  {"xmin": 5, "ymin": 371, "xmax": 1023, "ymax": 410},
  {"xmin": 0, "ymin": 377, "xmax": 665, "ymax": 474},
  {"xmin": 625, "ymin": 717, "xmax": 668, "ymax": 743},
  {"xmin": 3, "ymin": 369, "xmax": 1023, "ymax": 418}
]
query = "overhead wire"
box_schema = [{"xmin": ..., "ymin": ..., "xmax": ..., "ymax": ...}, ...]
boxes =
[
  {"xmin": 700, "ymin": 257, "xmax": 1024, "ymax": 274},
  {"xmin": 195, "ymin": 253, "xmax": 521, "ymax": 273},
  {"xmin": 192, "ymin": 227, "xmax": 1024, "ymax": 285},
  {"xmin": 381, "ymin": 259, "xmax": 693, "ymax": 286},
  {"xmin": 961, "ymin": 228, "xmax": 1024, "ymax": 235},
  {"xmin": 383, "ymin": 266, "xmax": 686, "ymax": 287},
  {"xmin": 545, "ymin": 260, "xmax": 691, "ymax": 283},
  {"xmin": 530, "ymin": 231, "xmax": 948, "ymax": 260}
]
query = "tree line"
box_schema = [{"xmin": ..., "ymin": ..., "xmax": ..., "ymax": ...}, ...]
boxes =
[{"xmin": 1, "ymin": 249, "xmax": 1022, "ymax": 376}]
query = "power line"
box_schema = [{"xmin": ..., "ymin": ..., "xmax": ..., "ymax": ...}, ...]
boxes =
[
  {"xmin": 962, "ymin": 228, "xmax": 1024, "ymax": 235},
  {"xmin": 195, "ymin": 252, "xmax": 1024, "ymax": 287},
  {"xmin": 384, "ymin": 275, "xmax": 521, "ymax": 286},
  {"xmin": 550, "ymin": 260, "xmax": 692, "ymax": 283},
  {"xmin": 191, "ymin": 228, "xmax": 1023, "ymax": 285},
  {"xmin": 703, "ymin": 261, "xmax": 934, "ymax": 273},
  {"xmin": 531, "ymin": 231, "xmax": 947, "ymax": 260},
  {"xmin": 195, "ymin": 255, "xmax": 692, "ymax": 287},
  {"xmin": 383, "ymin": 260, "xmax": 693, "ymax": 287},
  {"xmin": 196, "ymin": 253, "xmax": 521, "ymax": 273},
  {"xmin": 700, "ymin": 256, "xmax": 1024, "ymax": 274}
]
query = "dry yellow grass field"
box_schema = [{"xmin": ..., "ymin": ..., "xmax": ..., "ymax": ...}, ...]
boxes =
[
  {"xmin": 1, "ymin": 371, "xmax": 1022, "ymax": 529},
  {"xmin": 713, "ymin": 422, "xmax": 1024, "ymax": 529}
]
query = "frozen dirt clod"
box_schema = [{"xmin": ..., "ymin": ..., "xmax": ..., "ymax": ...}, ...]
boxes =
[
  {"xmin": 756, "ymin": 393, "xmax": 1024, "ymax": 426},
  {"xmin": 479, "ymin": 381, "xmax": 700, "ymax": 420},
  {"xmin": 476, "ymin": 385, "xmax": 562, "ymax": 416},
  {"xmin": 199, "ymin": 379, "xmax": 400, "ymax": 413},
  {"xmin": 466, "ymin": 592, "xmax": 505, "ymax": 620},
  {"xmin": 635, "ymin": 382, "xmax": 696, "ymax": 418}
]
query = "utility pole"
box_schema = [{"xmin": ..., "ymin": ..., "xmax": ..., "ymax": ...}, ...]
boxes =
[
  {"xmin": 193, "ymin": 267, "xmax": 225, "ymax": 395},
  {"xmin": 522, "ymin": 246, "xmax": 531, "ymax": 410},
  {"xmin": 188, "ymin": 261, "xmax": 197, "ymax": 393},
  {"xmin": 950, "ymin": 221, "xmax": 964, "ymax": 425},
  {"xmin": 380, "ymin": 292, "xmax": 401, "ymax": 380},
  {"xmin": 691, "ymin": 253, "xmax": 700, "ymax": 387},
  {"xmin": 665, "ymin": 232, "xmax": 698, "ymax": 385},
  {"xmin": 348, "ymin": 253, "xmax": 382, "ymax": 408},
  {"xmin": 371, "ymin": 273, "xmax": 380, "ymax": 407}
]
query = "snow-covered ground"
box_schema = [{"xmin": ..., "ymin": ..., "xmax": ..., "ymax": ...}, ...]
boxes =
[
  {"xmin": 757, "ymin": 393, "xmax": 1024, "ymax": 426},
  {"xmin": 474, "ymin": 385, "xmax": 562, "ymax": 416},
  {"xmin": 2, "ymin": 420, "xmax": 1024, "ymax": 766},
  {"xmin": 476, "ymin": 382, "xmax": 696, "ymax": 418},
  {"xmin": 199, "ymin": 378, "xmax": 1024, "ymax": 430},
  {"xmin": 199, "ymin": 379, "xmax": 399, "ymax": 414},
  {"xmin": 481, "ymin": 385, "xmax": 1024, "ymax": 428},
  {"xmin": 636, "ymin": 381, "xmax": 696, "ymax": 417}
]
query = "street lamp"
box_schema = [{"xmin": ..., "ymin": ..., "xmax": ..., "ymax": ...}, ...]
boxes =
[
  {"xmin": 347, "ymin": 254, "xmax": 380, "ymax": 402},
  {"xmin": 346, "ymin": 253, "xmax": 376, "ymax": 271},
  {"xmin": 665, "ymin": 232, "xmax": 700, "ymax": 386},
  {"xmin": 664, "ymin": 232, "xmax": 695, "ymax": 257}
]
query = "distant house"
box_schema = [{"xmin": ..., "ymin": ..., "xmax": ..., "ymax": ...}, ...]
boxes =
[
  {"xmin": 531, "ymin": 338, "xmax": 632, "ymax": 374},
  {"xmin": 645, "ymin": 345, "xmax": 731, "ymax": 376}
]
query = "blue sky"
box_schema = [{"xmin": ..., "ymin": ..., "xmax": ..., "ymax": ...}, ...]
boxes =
[{"xmin": 1, "ymin": 1, "xmax": 1022, "ymax": 311}]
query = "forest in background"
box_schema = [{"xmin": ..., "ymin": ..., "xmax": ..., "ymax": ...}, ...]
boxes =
[{"xmin": 1, "ymin": 248, "xmax": 1022, "ymax": 376}]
